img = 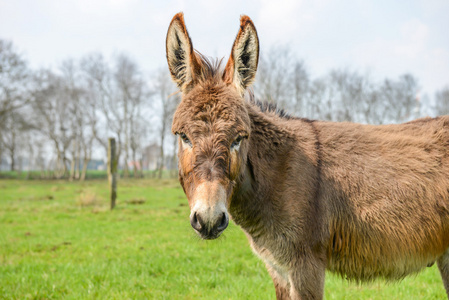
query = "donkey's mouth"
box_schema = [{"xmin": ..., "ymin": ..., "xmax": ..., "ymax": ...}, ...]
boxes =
[
  {"xmin": 191, "ymin": 211, "xmax": 229, "ymax": 240},
  {"xmin": 197, "ymin": 230, "xmax": 224, "ymax": 240}
]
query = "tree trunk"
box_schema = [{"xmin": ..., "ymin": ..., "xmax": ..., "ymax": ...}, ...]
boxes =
[
  {"xmin": 158, "ymin": 143, "xmax": 164, "ymax": 179},
  {"xmin": 171, "ymin": 137, "xmax": 178, "ymax": 178},
  {"xmin": 75, "ymin": 140, "xmax": 80, "ymax": 180},
  {"xmin": 10, "ymin": 153, "xmax": 15, "ymax": 171},
  {"xmin": 131, "ymin": 147, "xmax": 139, "ymax": 178},
  {"xmin": 54, "ymin": 153, "xmax": 67, "ymax": 179},
  {"xmin": 0, "ymin": 131, "xmax": 3, "ymax": 170},
  {"xmin": 139, "ymin": 157, "xmax": 144, "ymax": 178},
  {"xmin": 158, "ymin": 128, "xmax": 165, "ymax": 179},
  {"xmin": 80, "ymin": 157, "xmax": 89, "ymax": 181},
  {"xmin": 26, "ymin": 141, "xmax": 34, "ymax": 179},
  {"xmin": 123, "ymin": 95, "xmax": 130, "ymax": 179},
  {"xmin": 108, "ymin": 138, "xmax": 117, "ymax": 210},
  {"xmin": 123, "ymin": 160, "xmax": 129, "ymax": 178},
  {"xmin": 17, "ymin": 156, "xmax": 22, "ymax": 178},
  {"xmin": 9, "ymin": 129, "xmax": 16, "ymax": 172},
  {"xmin": 69, "ymin": 157, "xmax": 75, "ymax": 181}
]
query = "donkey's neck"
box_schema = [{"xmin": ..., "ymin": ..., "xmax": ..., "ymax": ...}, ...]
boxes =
[{"xmin": 229, "ymin": 104, "xmax": 321, "ymax": 239}]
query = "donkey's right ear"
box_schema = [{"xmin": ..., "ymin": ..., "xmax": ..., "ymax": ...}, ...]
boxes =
[
  {"xmin": 223, "ymin": 15, "xmax": 259, "ymax": 95},
  {"xmin": 166, "ymin": 13, "xmax": 201, "ymax": 93}
]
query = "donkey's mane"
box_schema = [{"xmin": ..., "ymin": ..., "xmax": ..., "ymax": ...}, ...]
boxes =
[{"xmin": 247, "ymin": 91, "xmax": 298, "ymax": 120}]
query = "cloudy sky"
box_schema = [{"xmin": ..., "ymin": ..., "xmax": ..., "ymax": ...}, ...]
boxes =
[{"xmin": 1, "ymin": 0, "xmax": 448, "ymax": 98}]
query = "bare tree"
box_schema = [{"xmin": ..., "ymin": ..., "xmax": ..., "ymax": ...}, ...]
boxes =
[
  {"xmin": 378, "ymin": 74, "xmax": 420, "ymax": 123},
  {"xmin": 32, "ymin": 69, "xmax": 73, "ymax": 178},
  {"xmin": 0, "ymin": 40, "xmax": 30, "ymax": 126},
  {"xmin": 152, "ymin": 68, "xmax": 179, "ymax": 179},
  {"xmin": 0, "ymin": 40, "xmax": 31, "ymax": 167},
  {"xmin": 291, "ymin": 61, "xmax": 310, "ymax": 115},
  {"xmin": 254, "ymin": 46, "xmax": 295, "ymax": 109},
  {"xmin": 58, "ymin": 60, "xmax": 84, "ymax": 180},
  {"xmin": 81, "ymin": 53, "xmax": 123, "ymax": 175},
  {"xmin": 129, "ymin": 114, "xmax": 149, "ymax": 178},
  {"xmin": 113, "ymin": 54, "xmax": 148, "ymax": 178},
  {"xmin": 1, "ymin": 111, "xmax": 33, "ymax": 171},
  {"xmin": 308, "ymin": 77, "xmax": 334, "ymax": 121},
  {"xmin": 54, "ymin": 58, "xmax": 102, "ymax": 181},
  {"xmin": 435, "ymin": 87, "xmax": 449, "ymax": 116},
  {"xmin": 322, "ymin": 69, "xmax": 375, "ymax": 123},
  {"xmin": 79, "ymin": 88, "xmax": 97, "ymax": 181},
  {"xmin": 82, "ymin": 53, "xmax": 150, "ymax": 178}
]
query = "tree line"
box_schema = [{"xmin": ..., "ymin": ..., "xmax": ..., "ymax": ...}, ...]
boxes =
[
  {"xmin": 1, "ymin": 40, "xmax": 448, "ymax": 179},
  {"xmin": 0, "ymin": 40, "xmax": 179, "ymax": 179},
  {"xmin": 254, "ymin": 46, "xmax": 448, "ymax": 123}
]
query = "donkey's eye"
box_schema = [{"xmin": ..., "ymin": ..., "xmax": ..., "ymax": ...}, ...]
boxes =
[
  {"xmin": 231, "ymin": 135, "xmax": 244, "ymax": 150},
  {"xmin": 179, "ymin": 133, "xmax": 192, "ymax": 146}
]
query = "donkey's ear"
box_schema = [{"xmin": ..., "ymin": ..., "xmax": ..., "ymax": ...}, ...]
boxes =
[
  {"xmin": 223, "ymin": 15, "xmax": 259, "ymax": 95},
  {"xmin": 166, "ymin": 13, "xmax": 201, "ymax": 93}
]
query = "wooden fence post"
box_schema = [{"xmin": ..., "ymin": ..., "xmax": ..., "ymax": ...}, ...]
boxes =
[{"xmin": 108, "ymin": 138, "xmax": 117, "ymax": 210}]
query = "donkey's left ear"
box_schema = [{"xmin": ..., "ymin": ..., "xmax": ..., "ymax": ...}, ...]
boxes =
[
  {"xmin": 166, "ymin": 12, "xmax": 202, "ymax": 93},
  {"xmin": 223, "ymin": 15, "xmax": 259, "ymax": 95}
]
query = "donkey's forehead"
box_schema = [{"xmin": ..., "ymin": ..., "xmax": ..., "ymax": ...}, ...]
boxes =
[
  {"xmin": 186, "ymin": 84, "xmax": 242, "ymax": 113},
  {"xmin": 173, "ymin": 84, "xmax": 250, "ymax": 132}
]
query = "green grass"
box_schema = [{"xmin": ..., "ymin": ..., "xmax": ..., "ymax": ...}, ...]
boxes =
[
  {"xmin": 0, "ymin": 179, "xmax": 446, "ymax": 299},
  {"xmin": 0, "ymin": 169, "xmax": 175, "ymax": 180}
]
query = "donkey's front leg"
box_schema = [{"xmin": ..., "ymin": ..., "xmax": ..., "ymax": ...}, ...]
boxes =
[
  {"xmin": 288, "ymin": 253, "xmax": 326, "ymax": 300},
  {"xmin": 266, "ymin": 264, "xmax": 291, "ymax": 300}
]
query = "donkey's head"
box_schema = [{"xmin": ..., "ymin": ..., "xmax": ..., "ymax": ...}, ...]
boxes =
[{"xmin": 166, "ymin": 13, "xmax": 259, "ymax": 239}]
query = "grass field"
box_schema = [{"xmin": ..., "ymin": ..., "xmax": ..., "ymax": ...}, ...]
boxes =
[
  {"xmin": 0, "ymin": 179, "xmax": 446, "ymax": 299},
  {"xmin": 0, "ymin": 170, "xmax": 172, "ymax": 180}
]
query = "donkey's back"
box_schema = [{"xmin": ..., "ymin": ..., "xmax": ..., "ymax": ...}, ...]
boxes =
[{"xmin": 313, "ymin": 116, "xmax": 449, "ymax": 281}]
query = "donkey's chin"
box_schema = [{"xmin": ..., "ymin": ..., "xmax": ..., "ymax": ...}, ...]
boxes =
[{"xmin": 196, "ymin": 230, "xmax": 225, "ymax": 240}]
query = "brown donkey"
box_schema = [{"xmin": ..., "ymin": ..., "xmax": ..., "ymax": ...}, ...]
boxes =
[{"xmin": 166, "ymin": 13, "xmax": 449, "ymax": 299}]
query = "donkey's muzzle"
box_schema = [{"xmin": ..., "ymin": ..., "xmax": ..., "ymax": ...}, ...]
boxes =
[
  {"xmin": 190, "ymin": 211, "xmax": 229, "ymax": 239},
  {"xmin": 189, "ymin": 181, "xmax": 229, "ymax": 239}
]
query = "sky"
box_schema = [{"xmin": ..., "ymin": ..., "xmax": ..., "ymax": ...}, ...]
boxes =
[{"xmin": 1, "ymin": 0, "xmax": 448, "ymax": 99}]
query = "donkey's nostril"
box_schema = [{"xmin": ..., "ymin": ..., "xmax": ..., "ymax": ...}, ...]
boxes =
[
  {"xmin": 190, "ymin": 212, "xmax": 203, "ymax": 232},
  {"xmin": 217, "ymin": 212, "xmax": 229, "ymax": 231}
]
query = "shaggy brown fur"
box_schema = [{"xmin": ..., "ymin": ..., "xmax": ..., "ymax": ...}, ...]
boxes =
[{"xmin": 166, "ymin": 12, "xmax": 449, "ymax": 299}]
